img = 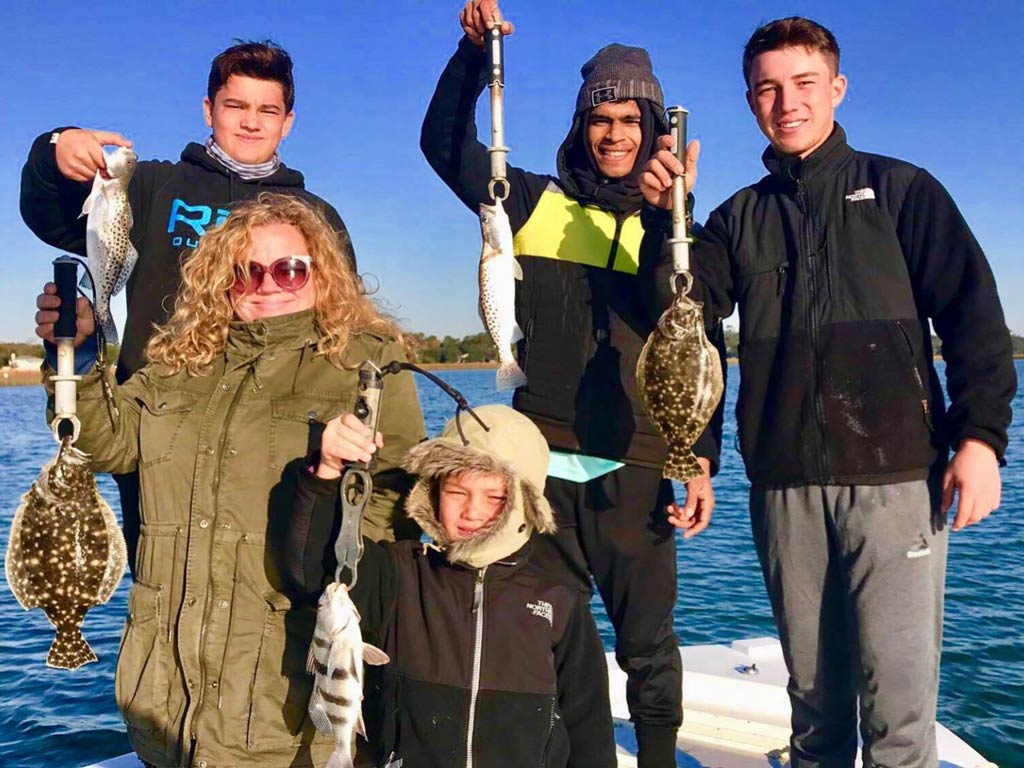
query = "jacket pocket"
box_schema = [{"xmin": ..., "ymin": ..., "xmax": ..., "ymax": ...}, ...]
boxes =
[
  {"xmin": 270, "ymin": 396, "xmax": 347, "ymax": 470},
  {"xmin": 895, "ymin": 321, "xmax": 934, "ymax": 432},
  {"xmin": 115, "ymin": 581, "xmax": 165, "ymax": 735},
  {"xmin": 138, "ymin": 391, "xmax": 199, "ymax": 467},
  {"xmin": 246, "ymin": 592, "xmax": 316, "ymax": 749},
  {"xmin": 734, "ymin": 259, "xmax": 790, "ymax": 343}
]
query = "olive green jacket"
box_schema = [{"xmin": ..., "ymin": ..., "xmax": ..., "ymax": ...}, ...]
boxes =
[{"xmin": 63, "ymin": 310, "xmax": 425, "ymax": 767}]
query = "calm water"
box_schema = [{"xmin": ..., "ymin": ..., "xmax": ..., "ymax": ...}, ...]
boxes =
[{"xmin": 1, "ymin": 365, "xmax": 1022, "ymax": 767}]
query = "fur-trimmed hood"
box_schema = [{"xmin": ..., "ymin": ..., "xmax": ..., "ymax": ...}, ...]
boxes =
[{"xmin": 403, "ymin": 405, "xmax": 555, "ymax": 568}]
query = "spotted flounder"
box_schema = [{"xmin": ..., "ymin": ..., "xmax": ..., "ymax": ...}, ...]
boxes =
[
  {"xmin": 307, "ymin": 581, "xmax": 389, "ymax": 768},
  {"xmin": 80, "ymin": 146, "xmax": 138, "ymax": 344},
  {"xmin": 637, "ymin": 292, "xmax": 724, "ymax": 483},
  {"xmin": 4, "ymin": 439, "xmax": 127, "ymax": 669}
]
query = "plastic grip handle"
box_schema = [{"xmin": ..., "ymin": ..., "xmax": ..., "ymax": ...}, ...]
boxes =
[
  {"xmin": 667, "ymin": 106, "xmax": 689, "ymax": 164},
  {"xmin": 53, "ymin": 256, "xmax": 78, "ymax": 340},
  {"xmin": 486, "ymin": 25, "xmax": 504, "ymax": 87}
]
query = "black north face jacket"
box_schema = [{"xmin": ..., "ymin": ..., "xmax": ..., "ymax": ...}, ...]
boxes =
[
  {"xmin": 644, "ymin": 125, "xmax": 1015, "ymax": 486},
  {"xmin": 287, "ymin": 471, "xmax": 615, "ymax": 768}
]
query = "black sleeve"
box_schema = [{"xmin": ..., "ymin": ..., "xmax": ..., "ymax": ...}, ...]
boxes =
[
  {"xmin": 285, "ymin": 467, "xmax": 396, "ymax": 638},
  {"xmin": 320, "ymin": 200, "xmax": 358, "ymax": 273},
  {"xmin": 20, "ymin": 127, "xmax": 91, "ymax": 255},
  {"xmin": 419, "ymin": 36, "xmax": 548, "ymax": 232},
  {"xmin": 896, "ymin": 169, "xmax": 1016, "ymax": 458},
  {"xmin": 555, "ymin": 596, "xmax": 617, "ymax": 768}
]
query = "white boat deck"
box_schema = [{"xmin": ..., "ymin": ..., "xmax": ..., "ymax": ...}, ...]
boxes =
[{"xmin": 82, "ymin": 638, "xmax": 998, "ymax": 768}]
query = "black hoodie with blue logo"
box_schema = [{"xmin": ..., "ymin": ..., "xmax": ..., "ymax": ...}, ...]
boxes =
[{"xmin": 21, "ymin": 130, "xmax": 352, "ymax": 381}]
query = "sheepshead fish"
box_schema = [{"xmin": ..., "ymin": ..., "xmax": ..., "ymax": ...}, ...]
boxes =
[
  {"xmin": 479, "ymin": 200, "xmax": 527, "ymax": 391},
  {"xmin": 637, "ymin": 292, "xmax": 723, "ymax": 483},
  {"xmin": 306, "ymin": 581, "xmax": 389, "ymax": 768},
  {"xmin": 4, "ymin": 439, "xmax": 127, "ymax": 670},
  {"xmin": 79, "ymin": 146, "xmax": 139, "ymax": 344}
]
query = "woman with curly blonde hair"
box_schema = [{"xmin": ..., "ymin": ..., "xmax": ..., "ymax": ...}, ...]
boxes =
[{"xmin": 34, "ymin": 193, "xmax": 425, "ymax": 768}]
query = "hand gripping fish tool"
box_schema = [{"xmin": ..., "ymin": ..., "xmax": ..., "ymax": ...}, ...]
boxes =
[
  {"xmin": 666, "ymin": 106, "xmax": 694, "ymax": 297},
  {"xmin": 50, "ymin": 257, "xmax": 83, "ymax": 444},
  {"xmin": 334, "ymin": 361, "xmax": 385, "ymax": 588},
  {"xmin": 486, "ymin": 14, "xmax": 510, "ymax": 203},
  {"xmin": 332, "ymin": 361, "xmax": 490, "ymax": 587}
]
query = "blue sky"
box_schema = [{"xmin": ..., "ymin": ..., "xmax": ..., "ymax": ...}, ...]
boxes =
[{"xmin": 1, "ymin": 0, "xmax": 1021, "ymax": 342}]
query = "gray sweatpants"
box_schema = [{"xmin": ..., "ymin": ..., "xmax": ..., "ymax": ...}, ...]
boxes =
[{"xmin": 749, "ymin": 480, "xmax": 948, "ymax": 768}]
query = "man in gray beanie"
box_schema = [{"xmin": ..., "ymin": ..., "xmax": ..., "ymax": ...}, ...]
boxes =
[{"xmin": 421, "ymin": 2, "xmax": 717, "ymax": 765}]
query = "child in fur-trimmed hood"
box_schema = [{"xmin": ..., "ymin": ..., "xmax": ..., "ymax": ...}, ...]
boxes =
[{"xmin": 286, "ymin": 404, "xmax": 616, "ymax": 768}]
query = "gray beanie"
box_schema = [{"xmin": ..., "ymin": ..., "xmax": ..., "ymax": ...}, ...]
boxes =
[{"xmin": 575, "ymin": 43, "xmax": 665, "ymax": 115}]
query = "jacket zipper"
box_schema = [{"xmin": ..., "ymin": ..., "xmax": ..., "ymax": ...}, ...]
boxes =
[
  {"xmin": 604, "ymin": 214, "xmax": 625, "ymax": 270},
  {"xmin": 797, "ymin": 179, "xmax": 831, "ymax": 480},
  {"xmin": 465, "ymin": 567, "xmax": 487, "ymax": 768},
  {"xmin": 539, "ymin": 695, "xmax": 557, "ymax": 767},
  {"xmin": 187, "ymin": 364, "xmax": 252, "ymax": 745},
  {"xmin": 895, "ymin": 321, "xmax": 934, "ymax": 431}
]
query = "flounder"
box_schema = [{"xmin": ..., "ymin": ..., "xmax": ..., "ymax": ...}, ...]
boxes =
[
  {"xmin": 5, "ymin": 438, "xmax": 127, "ymax": 669},
  {"xmin": 637, "ymin": 291, "xmax": 724, "ymax": 483}
]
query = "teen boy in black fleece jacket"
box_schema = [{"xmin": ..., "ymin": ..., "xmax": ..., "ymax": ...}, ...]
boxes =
[
  {"xmin": 22, "ymin": 41, "xmax": 352, "ymax": 574},
  {"xmin": 640, "ymin": 17, "xmax": 1015, "ymax": 768},
  {"xmin": 286, "ymin": 405, "xmax": 616, "ymax": 768},
  {"xmin": 420, "ymin": 2, "xmax": 715, "ymax": 763}
]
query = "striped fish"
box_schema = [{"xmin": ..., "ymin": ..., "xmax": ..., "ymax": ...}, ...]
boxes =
[{"xmin": 306, "ymin": 581, "xmax": 389, "ymax": 768}]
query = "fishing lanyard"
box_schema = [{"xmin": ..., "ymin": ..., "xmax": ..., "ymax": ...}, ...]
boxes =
[{"xmin": 332, "ymin": 360, "xmax": 489, "ymax": 588}]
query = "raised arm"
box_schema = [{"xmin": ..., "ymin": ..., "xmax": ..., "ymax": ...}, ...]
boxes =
[{"xmin": 20, "ymin": 128, "xmax": 133, "ymax": 255}]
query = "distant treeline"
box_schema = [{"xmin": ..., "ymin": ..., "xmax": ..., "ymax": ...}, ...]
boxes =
[
  {"xmin": 1, "ymin": 342, "xmax": 121, "ymax": 366},
  {"xmin": 2, "ymin": 332, "xmax": 1023, "ymax": 368}
]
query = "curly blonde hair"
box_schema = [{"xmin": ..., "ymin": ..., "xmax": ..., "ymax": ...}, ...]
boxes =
[{"xmin": 146, "ymin": 193, "xmax": 402, "ymax": 375}]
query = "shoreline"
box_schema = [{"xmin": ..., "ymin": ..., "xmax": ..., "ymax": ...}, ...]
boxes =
[{"xmin": 4, "ymin": 355, "xmax": 1022, "ymax": 388}]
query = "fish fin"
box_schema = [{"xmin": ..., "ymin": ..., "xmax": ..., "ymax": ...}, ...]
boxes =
[
  {"xmin": 496, "ymin": 360, "xmax": 527, "ymax": 392},
  {"xmin": 78, "ymin": 271, "xmax": 95, "ymax": 293},
  {"xmin": 513, "ymin": 258, "xmax": 523, "ymax": 280},
  {"xmin": 356, "ymin": 708, "xmax": 367, "ymax": 738},
  {"xmin": 326, "ymin": 639, "xmax": 347, "ymax": 680},
  {"xmin": 510, "ymin": 322, "xmax": 523, "ymax": 344},
  {"xmin": 663, "ymin": 450, "xmax": 704, "ymax": 485},
  {"xmin": 47, "ymin": 628, "xmax": 97, "ymax": 671},
  {"xmin": 307, "ymin": 687, "xmax": 333, "ymax": 736},
  {"xmin": 79, "ymin": 179, "xmax": 103, "ymax": 219},
  {"xmin": 362, "ymin": 643, "xmax": 390, "ymax": 666},
  {"xmin": 98, "ymin": 316, "xmax": 120, "ymax": 346},
  {"xmin": 306, "ymin": 639, "xmax": 318, "ymax": 674}
]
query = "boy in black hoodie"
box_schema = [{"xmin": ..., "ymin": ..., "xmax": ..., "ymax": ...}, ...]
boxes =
[{"xmin": 22, "ymin": 40, "xmax": 353, "ymax": 570}]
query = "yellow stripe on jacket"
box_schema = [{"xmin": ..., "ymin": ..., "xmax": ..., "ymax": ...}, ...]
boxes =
[{"xmin": 512, "ymin": 187, "xmax": 644, "ymax": 275}]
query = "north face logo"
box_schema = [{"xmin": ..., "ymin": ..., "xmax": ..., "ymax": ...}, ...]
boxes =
[
  {"xmin": 527, "ymin": 600, "xmax": 553, "ymax": 626},
  {"xmin": 845, "ymin": 187, "xmax": 876, "ymax": 202}
]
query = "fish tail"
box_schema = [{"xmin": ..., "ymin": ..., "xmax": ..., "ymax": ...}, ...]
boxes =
[
  {"xmin": 496, "ymin": 359, "xmax": 527, "ymax": 392},
  {"xmin": 663, "ymin": 449, "xmax": 704, "ymax": 484},
  {"xmin": 47, "ymin": 627, "xmax": 98, "ymax": 671},
  {"xmin": 325, "ymin": 747, "xmax": 355, "ymax": 768},
  {"xmin": 98, "ymin": 314, "xmax": 120, "ymax": 345}
]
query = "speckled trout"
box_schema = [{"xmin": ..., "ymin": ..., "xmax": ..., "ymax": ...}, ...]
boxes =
[
  {"xmin": 637, "ymin": 292, "xmax": 723, "ymax": 483},
  {"xmin": 307, "ymin": 582, "xmax": 389, "ymax": 768},
  {"xmin": 79, "ymin": 146, "xmax": 138, "ymax": 344},
  {"xmin": 4, "ymin": 439, "xmax": 127, "ymax": 670},
  {"xmin": 479, "ymin": 200, "xmax": 527, "ymax": 391}
]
